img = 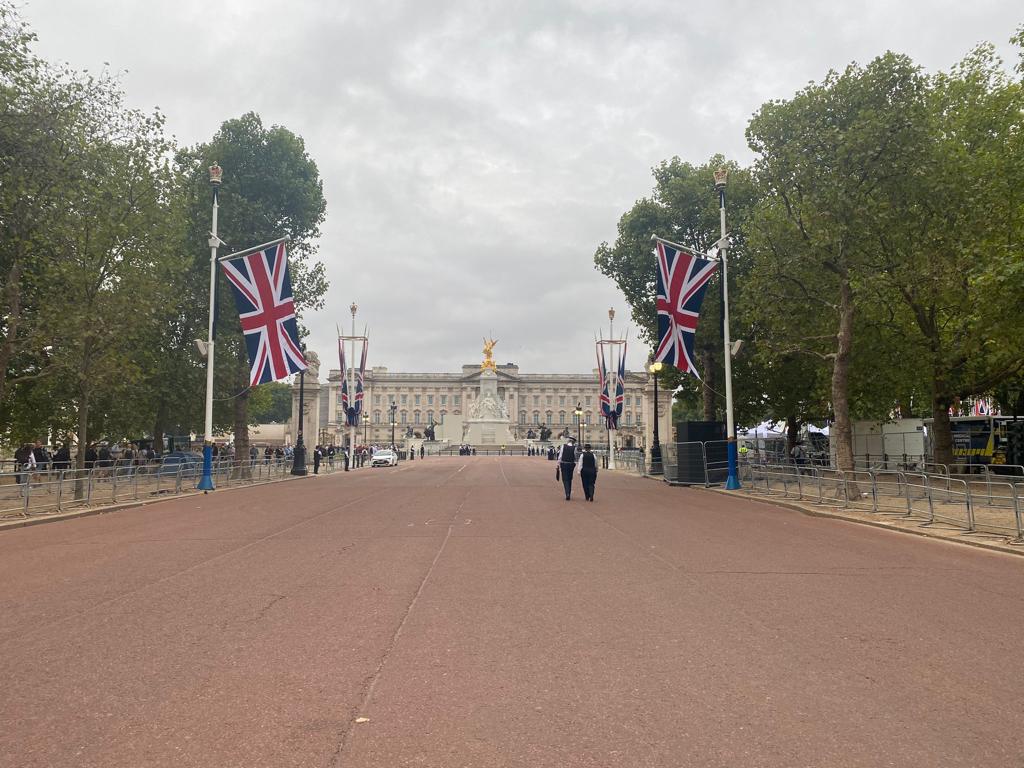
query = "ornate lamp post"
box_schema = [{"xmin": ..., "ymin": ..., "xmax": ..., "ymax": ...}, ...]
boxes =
[
  {"xmin": 648, "ymin": 360, "xmax": 664, "ymax": 475},
  {"xmin": 575, "ymin": 401, "xmax": 583, "ymax": 445},
  {"xmin": 389, "ymin": 402, "xmax": 397, "ymax": 451},
  {"xmin": 198, "ymin": 163, "xmax": 222, "ymax": 492},
  {"xmin": 715, "ymin": 168, "xmax": 741, "ymax": 490},
  {"xmin": 291, "ymin": 353, "xmax": 307, "ymax": 476}
]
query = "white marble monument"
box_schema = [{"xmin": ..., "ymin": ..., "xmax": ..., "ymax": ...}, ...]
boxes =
[{"xmin": 463, "ymin": 337, "xmax": 514, "ymax": 445}]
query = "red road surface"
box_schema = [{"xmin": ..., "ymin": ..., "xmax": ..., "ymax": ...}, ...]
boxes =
[{"xmin": 1, "ymin": 457, "xmax": 1022, "ymax": 767}]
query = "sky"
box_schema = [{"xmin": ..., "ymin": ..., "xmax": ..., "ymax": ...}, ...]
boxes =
[{"xmin": 21, "ymin": 0, "xmax": 1022, "ymax": 374}]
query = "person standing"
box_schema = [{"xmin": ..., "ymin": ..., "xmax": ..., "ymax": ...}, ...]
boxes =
[
  {"xmin": 313, "ymin": 445, "xmax": 322, "ymax": 475},
  {"xmin": 578, "ymin": 443, "xmax": 598, "ymax": 502},
  {"xmin": 556, "ymin": 437, "xmax": 577, "ymax": 501}
]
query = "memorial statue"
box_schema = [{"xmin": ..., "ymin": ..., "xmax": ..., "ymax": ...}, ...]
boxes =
[
  {"xmin": 481, "ymin": 337, "xmax": 498, "ymax": 372},
  {"xmin": 304, "ymin": 349, "xmax": 320, "ymax": 382}
]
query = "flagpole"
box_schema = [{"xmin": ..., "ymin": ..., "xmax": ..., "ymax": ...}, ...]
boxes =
[
  {"xmin": 715, "ymin": 168, "xmax": 741, "ymax": 490},
  {"xmin": 198, "ymin": 163, "xmax": 222, "ymax": 492},
  {"xmin": 349, "ymin": 302, "xmax": 357, "ymax": 470},
  {"xmin": 608, "ymin": 307, "xmax": 616, "ymax": 470}
]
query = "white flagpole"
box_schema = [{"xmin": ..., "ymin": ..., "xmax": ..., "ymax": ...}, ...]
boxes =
[
  {"xmin": 715, "ymin": 168, "xmax": 741, "ymax": 490},
  {"xmin": 349, "ymin": 302, "xmax": 357, "ymax": 469},
  {"xmin": 608, "ymin": 307, "xmax": 617, "ymax": 470},
  {"xmin": 198, "ymin": 163, "xmax": 222, "ymax": 492}
]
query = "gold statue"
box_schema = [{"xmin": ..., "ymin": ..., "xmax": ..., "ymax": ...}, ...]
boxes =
[{"xmin": 481, "ymin": 337, "xmax": 498, "ymax": 371}]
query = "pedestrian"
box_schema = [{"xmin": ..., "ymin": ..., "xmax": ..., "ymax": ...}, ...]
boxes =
[
  {"xmin": 53, "ymin": 443, "xmax": 71, "ymax": 471},
  {"xmin": 313, "ymin": 445, "xmax": 322, "ymax": 475},
  {"xmin": 420, "ymin": 444, "xmax": 425, "ymax": 459},
  {"xmin": 85, "ymin": 443, "xmax": 98, "ymax": 469},
  {"xmin": 578, "ymin": 442, "xmax": 598, "ymax": 502},
  {"xmin": 14, "ymin": 442, "xmax": 34, "ymax": 495},
  {"xmin": 556, "ymin": 437, "xmax": 577, "ymax": 501},
  {"xmin": 327, "ymin": 445, "xmax": 335, "ymax": 469},
  {"xmin": 342, "ymin": 447, "xmax": 350, "ymax": 472}
]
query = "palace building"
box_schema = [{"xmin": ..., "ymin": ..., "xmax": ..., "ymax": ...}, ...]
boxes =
[{"xmin": 301, "ymin": 361, "xmax": 672, "ymax": 451}]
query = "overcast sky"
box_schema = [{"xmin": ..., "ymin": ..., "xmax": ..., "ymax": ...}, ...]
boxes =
[{"xmin": 22, "ymin": 1, "xmax": 1022, "ymax": 374}]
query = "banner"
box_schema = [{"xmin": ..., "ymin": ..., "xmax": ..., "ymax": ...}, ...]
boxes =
[
  {"xmin": 220, "ymin": 241, "xmax": 307, "ymax": 387},
  {"xmin": 654, "ymin": 238, "xmax": 717, "ymax": 378}
]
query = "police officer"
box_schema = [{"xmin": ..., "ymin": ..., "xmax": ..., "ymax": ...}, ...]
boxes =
[
  {"xmin": 578, "ymin": 443, "xmax": 598, "ymax": 502},
  {"xmin": 556, "ymin": 437, "xmax": 578, "ymax": 501}
]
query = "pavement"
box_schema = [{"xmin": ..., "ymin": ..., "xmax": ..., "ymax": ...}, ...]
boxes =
[{"xmin": 1, "ymin": 457, "xmax": 1023, "ymax": 768}]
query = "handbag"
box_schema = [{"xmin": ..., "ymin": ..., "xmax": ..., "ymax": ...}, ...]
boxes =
[{"xmin": 555, "ymin": 465, "xmax": 560, "ymax": 481}]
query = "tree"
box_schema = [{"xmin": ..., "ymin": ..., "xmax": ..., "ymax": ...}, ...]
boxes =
[
  {"xmin": 178, "ymin": 113, "xmax": 327, "ymax": 469},
  {"xmin": 249, "ymin": 381, "xmax": 292, "ymax": 424},
  {"xmin": 595, "ymin": 156, "xmax": 766, "ymax": 426},
  {"xmin": 746, "ymin": 53, "xmax": 933, "ymax": 471}
]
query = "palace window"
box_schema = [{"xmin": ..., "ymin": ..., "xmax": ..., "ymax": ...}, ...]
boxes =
[
  {"xmin": 373, "ymin": 394, "xmax": 381, "ymax": 405},
  {"xmin": 519, "ymin": 410, "xmax": 527, "ymax": 424},
  {"xmin": 441, "ymin": 394, "xmax": 447, "ymax": 406},
  {"xmin": 559, "ymin": 396, "xmax": 565, "ymax": 407},
  {"xmin": 401, "ymin": 394, "xmax": 408, "ymax": 405},
  {"xmin": 414, "ymin": 394, "xmax": 420, "ymax": 406},
  {"xmin": 625, "ymin": 412, "xmax": 632, "ymax": 426},
  {"xmin": 454, "ymin": 395, "xmax": 461, "ymax": 406},
  {"xmin": 414, "ymin": 410, "xmax": 421, "ymax": 424},
  {"xmin": 533, "ymin": 411, "xmax": 540, "ymax": 424},
  {"xmin": 427, "ymin": 410, "xmax": 434, "ymax": 423},
  {"xmin": 585, "ymin": 395, "xmax": 591, "ymax": 406},
  {"xmin": 546, "ymin": 411, "xmax": 553, "ymax": 425},
  {"xmin": 400, "ymin": 410, "xmax": 408, "ymax": 424},
  {"xmin": 427, "ymin": 394, "xmax": 434, "ymax": 405},
  {"xmin": 373, "ymin": 410, "xmax": 381, "ymax": 424},
  {"xmin": 546, "ymin": 396, "xmax": 553, "ymax": 406}
]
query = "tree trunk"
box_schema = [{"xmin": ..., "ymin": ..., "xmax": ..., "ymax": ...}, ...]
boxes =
[
  {"xmin": 0, "ymin": 260, "xmax": 22, "ymax": 412},
  {"xmin": 831, "ymin": 274, "xmax": 856, "ymax": 476},
  {"xmin": 74, "ymin": 394, "xmax": 89, "ymax": 500},
  {"xmin": 701, "ymin": 347, "xmax": 715, "ymax": 420},
  {"xmin": 931, "ymin": 384, "xmax": 954, "ymax": 469},
  {"xmin": 232, "ymin": 349, "xmax": 251, "ymax": 478},
  {"xmin": 785, "ymin": 415, "xmax": 800, "ymax": 455},
  {"xmin": 153, "ymin": 399, "xmax": 167, "ymax": 457}
]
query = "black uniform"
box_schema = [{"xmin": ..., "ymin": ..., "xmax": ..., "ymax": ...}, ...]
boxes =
[
  {"xmin": 557, "ymin": 441, "xmax": 577, "ymax": 500},
  {"xmin": 579, "ymin": 448, "xmax": 598, "ymax": 501}
]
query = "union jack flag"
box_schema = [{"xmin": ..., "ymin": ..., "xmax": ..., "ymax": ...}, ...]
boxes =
[
  {"xmin": 614, "ymin": 343, "xmax": 626, "ymax": 418},
  {"xmin": 654, "ymin": 238, "xmax": 718, "ymax": 378},
  {"xmin": 354, "ymin": 338, "xmax": 367, "ymax": 422},
  {"xmin": 338, "ymin": 337, "xmax": 349, "ymax": 415},
  {"xmin": 221, "ymin": 242, "xmax": 306, "ymax": 387},
  {"xmin": 597, "ymin": 345, "xmax": 611, "ymax": 419}
]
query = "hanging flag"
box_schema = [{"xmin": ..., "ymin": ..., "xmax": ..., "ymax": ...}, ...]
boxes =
[
  {"xmin": 220, "ymin": 241, "xmax": 307, "ymax": 387},
  {"xmin": 654, "ymin": 238, "xmax": 718, "ymax": 378},
  {"xmin": 614, "ymin": 342, "xmax": 627, "ymax": 419},
  {"xmin": 353, "ymin": 338, "xmax": 368, "ymax": 425},
  {"xmin": 338, "ymin": 336, "xmax": 349, "ymax": 416},
  {"xmin": 597, "ymin": 344, "xmax": 612, "ymax": 422}
]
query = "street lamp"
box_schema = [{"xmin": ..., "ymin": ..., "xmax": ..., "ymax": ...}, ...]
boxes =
[
  {"xmin": 575, "ymin": 401, "xmax": 583, "ymax": 445},
  {"xmin": 389, "ymin": 402, "xmax": 397, "ymax": 451},
  {"xmin": 291, "ymin": 356, "xmax": 307, "ymax": 476},
  {"xmin": 648, "ymin": 360, "xmax": 664, "ymax": 475},
  {"xmin": 198, "ymin": 162, "xmax": 222, "ymax": 492}
]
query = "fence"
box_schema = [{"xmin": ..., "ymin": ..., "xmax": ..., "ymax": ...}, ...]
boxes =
[
  {"xmin": 0, "ymin": 455, "xmax": 343, "ymax": 521},
  {"xmin": 739, "ymin": 461, "xmax": 1024, "ymax": 540}
]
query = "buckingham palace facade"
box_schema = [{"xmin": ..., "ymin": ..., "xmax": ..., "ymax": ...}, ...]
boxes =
[{"xmin": 317, "ymin": 362, "xmax": 672, "ymax": 450}]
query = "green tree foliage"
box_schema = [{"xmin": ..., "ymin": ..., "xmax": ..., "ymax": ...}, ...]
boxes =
[
  {"xmin": 248, "ymin": 381, "xmax": 292, "ymax": 424},
  {"xmin": 177, "ymin": 113, "xmax": 327, "ymax": 464}
]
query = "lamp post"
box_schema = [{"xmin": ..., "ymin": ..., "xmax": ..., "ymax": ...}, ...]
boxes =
[
  {"xmin": 389, "ymin": 402, "xmax": 397, "ymax": 451},
  {"xmin": 715, "ymin": 168, "xmax": 741, "ymax": 490},
  {"xmin": 197, "ymin": 163, "xmax": 222, "ymax": 492},
  {"xmin": 291, "ymin": 358, "xmax": 307, "ymax": 476},
  {"xmin": 648, "ymin": 361, "xmax": 664, "ymax": 475},
  {"xmin": 348, "ymin": 302, "xmax": 358, "ymax": 470},
  {"xmin": 575, "ymin": 402, "xmax": 583, "ymax": 445}
]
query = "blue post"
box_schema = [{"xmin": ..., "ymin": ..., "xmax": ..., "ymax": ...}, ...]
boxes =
[
  {"xmin": 725, "ymin": 440, "xmax": 740, "ymax": 489},
  {"xmin": 198, "ymin": 444, "xmax": 215, "ymax": 491}
]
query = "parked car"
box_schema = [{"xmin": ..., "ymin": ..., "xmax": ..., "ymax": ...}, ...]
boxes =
[
  {"xmin": 370, "ymin": 449, "xmax": 398, "ymax": 468},
  {"xmin": 157, "ymin": 451, "xmax": 203, "ymax": 476}
]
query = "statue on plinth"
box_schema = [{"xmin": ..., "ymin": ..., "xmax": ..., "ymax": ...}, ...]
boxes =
[{"xmin": 481, "ymin": 337, "xmax": 498, "ymax": 372}]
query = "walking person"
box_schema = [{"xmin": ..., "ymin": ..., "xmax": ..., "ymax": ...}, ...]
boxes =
[
  {"xmin": 578, "ymin": 443, "xmax": 598, "ymax": 502},
  {"xmin": 556, "ymin": 437, "xmax": 577, "ymax": 501}
]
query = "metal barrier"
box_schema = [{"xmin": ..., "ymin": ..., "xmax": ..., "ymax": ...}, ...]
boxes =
[
  {"xmin": 737, "ymin": 457, "xmax": 1024, "ymax": 540},
  {"xmin": 0, "ymin": 456, "xmax": 339, "ymax": 521}
]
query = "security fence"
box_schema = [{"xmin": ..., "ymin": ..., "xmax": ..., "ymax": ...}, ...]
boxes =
[{"xmin": 0, "ymin": 456, "xmax": 342, "ymax": 521}]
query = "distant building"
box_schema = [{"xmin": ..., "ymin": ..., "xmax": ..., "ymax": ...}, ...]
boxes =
[{"xmin": 319, "ymin": 362, "xmax": 671, "ymax": 449}]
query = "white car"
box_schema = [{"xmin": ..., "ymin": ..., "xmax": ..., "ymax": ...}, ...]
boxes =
[{"xmin": 370, "ymin": 450, "xmax": 398, "ymax": 467}]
